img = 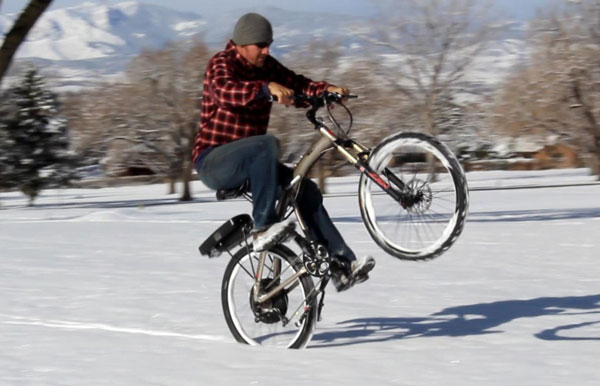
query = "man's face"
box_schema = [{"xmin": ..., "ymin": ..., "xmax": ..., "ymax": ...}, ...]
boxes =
[{"xmin": 236, "ymin": 42, "xmax": 271, "ymax": 67}]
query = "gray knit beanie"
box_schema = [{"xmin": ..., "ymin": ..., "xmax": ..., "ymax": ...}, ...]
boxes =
[{"xmin": 232, "ymin": 13, "xmax": 273, "ymax": 46}]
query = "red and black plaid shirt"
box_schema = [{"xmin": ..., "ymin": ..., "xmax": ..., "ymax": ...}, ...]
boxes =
[{"xmin": 192, "ymin": 41, "xmax": 330, "ymax": 162}]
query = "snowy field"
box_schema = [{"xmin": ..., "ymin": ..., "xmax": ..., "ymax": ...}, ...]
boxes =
[{"xmin": 1, "ymin": 169, "xmax": 599, "ymax": 385}]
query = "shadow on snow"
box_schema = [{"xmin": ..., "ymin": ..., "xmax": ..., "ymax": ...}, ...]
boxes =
[{"xmin": 310, "ymin": 294, "xmax": 600, "ymax": 348}]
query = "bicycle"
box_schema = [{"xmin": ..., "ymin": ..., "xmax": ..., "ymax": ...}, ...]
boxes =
[{"xmin": 199, "ymin": 91, "xmax": 469, "ymax": 348}]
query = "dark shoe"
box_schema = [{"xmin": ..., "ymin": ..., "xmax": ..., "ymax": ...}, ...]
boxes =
[
  {"xmin": 330, "ymin": 256, "xmax": 375, "ymax": 292},
  {"xmin": 252, "ymin": 221, "xmax": 295, "ymax": 252}
]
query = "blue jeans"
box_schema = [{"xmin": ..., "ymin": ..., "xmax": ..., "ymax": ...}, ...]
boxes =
[{"xmin": 195, "ymin": 134, "xmax": 356, "ymax": 261}]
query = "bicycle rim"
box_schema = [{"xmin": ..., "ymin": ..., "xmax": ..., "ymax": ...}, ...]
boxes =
[
  {"xmin": 222, "ymin": 247, "xmax": 316, "ymax": 348},
  {"xmin": 359, "ymin": 133, "xmax": 468, "ymax": 259}
]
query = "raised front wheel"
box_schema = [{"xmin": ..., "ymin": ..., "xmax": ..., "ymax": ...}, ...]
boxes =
[{"xmin": 359, "ymin": 132, "xmax": 469, "ymax": 260}]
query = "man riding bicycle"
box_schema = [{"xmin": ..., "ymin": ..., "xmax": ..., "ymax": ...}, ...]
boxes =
[{"xmin": 192, "ymin": 13, "xmax": 375, "ymax": 291}]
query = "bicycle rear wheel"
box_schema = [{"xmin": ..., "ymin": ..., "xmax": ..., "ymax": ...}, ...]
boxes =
[
  {"xmin": 221, "ymin": 245, "xmax": 317, "ymax": 349},
  {"xmin": 359, "ymin": 132, "xmax": 469, "ymax": 260}
]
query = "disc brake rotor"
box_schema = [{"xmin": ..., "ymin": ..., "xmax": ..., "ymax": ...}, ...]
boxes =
[{"xmin": 404, "ymin": 180, "xmax": 433, "ymax": 214}]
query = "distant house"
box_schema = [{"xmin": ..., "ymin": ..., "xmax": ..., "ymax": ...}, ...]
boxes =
[
  {"xmin": 533, "ymin": 143, "xmax": 582, "ymax": 169},
  {"xmin": 465, "ymin": 136, "xmax": 582, "ymax": 171}
]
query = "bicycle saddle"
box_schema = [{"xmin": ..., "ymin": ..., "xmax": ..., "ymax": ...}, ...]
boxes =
[{"xmin": 216, "ymin": 181, "xmax": 250, "ymax": 201}]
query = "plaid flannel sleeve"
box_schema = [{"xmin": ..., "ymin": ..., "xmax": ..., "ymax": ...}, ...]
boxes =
[
  {"xmin": 269, "ymin": 58, "xmax": 330, "ymax": 98},
  {"xmin": 208, "ymin": 57, "xmax": 268, "ymax": 109}
]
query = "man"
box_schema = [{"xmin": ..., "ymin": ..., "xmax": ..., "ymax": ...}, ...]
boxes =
[{"xmin": 192, "ymin": 13, "xmax": 374, "ymax": 291}]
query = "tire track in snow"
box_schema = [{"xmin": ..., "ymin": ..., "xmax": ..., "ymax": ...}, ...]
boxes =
[{"xmin": 0, "ymin": 314, "xmax": 228, "ymax": 342}]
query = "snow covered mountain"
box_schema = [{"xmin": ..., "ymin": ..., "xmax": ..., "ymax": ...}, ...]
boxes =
[
  {"xmin": 0, "ymin": 1, "xmax": 206, "ymax": 61},
  {"xmin": 1, "ymin": 1, "xmax": 529, "ymax": 91},
  {"xmin": 0, "ymin": 1, "xmax": 208, "ymax": 89}
]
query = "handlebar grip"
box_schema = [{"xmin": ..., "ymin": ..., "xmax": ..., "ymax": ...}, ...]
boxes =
[
  {"xmin": 268, "ymin": 94, "xmax": 308, "ymax": 103},
  {"xmin": 331, "ymin": 93, "xmax": 358, "ymax": 99}
]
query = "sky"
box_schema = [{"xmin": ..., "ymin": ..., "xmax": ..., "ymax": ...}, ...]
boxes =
[{"xmin": 1, "ymin": 0, "xmax": 562, "ymax": 19}]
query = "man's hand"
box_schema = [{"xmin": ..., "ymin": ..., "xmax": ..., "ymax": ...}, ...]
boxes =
[
  {"xmin": 327, "ymin": 85, "xmax": 350, "ymax": 96},
  {"xmin": 268, "ymin": 82, "xmax": 294, "ymax": 107}
]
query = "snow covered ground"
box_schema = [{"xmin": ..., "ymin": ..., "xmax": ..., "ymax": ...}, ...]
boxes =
[{"xmin": 1, "ymin": 169, "xmax": 599, "ymax": 385}]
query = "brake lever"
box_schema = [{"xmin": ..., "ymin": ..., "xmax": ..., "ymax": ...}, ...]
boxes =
[{"xmin": 325, "ymin": 92, "xmax": 358, "ymax": 103}]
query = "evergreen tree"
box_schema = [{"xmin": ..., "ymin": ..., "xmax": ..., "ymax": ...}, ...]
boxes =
[
  {"xmin": 0, "ymin": 94, "xmax": 20, "ymax": 191},
  {"xmin": 0, "ymin": 68, "xmax": 77, "ymax": 205}
]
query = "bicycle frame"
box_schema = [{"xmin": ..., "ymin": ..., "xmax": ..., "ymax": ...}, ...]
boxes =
[
  {"xmin": 279, "ymin": 122, "xmax": 403, "ymax": 233},
  {"xmin": 252, "ymin": 126, "xmax": 360, "ymax": 305},
  {"xmin": 252, "ymin": 94, "xmax": 405, "ymax": 306}
]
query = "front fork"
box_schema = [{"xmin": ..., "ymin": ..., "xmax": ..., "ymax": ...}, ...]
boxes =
[{"xmin": 322, "ymin": 128, "xmax": 405, "ymax": 202}]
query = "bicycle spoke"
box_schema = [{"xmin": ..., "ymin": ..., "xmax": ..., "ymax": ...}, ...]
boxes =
[
  {"xmin": 237, "ymin": 258, "xmax": 256, "ymax": 280},
  {"xmin": 264, "ymin": 259, "xmax": 295, "ymax": 291}
]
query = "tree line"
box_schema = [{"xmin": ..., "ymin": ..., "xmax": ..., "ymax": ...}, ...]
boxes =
[{"xmin": 2, "ymin": 0, "xmax": 600, "ymax": 205}]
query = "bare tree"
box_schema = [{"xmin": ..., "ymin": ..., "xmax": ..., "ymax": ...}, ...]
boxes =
[
  {"xmin": 64, "ymin": 41, "xmax": 210, "ymax": 200},
  {"xmin": 62, "ymin": 87, "xmax": 117, "ymax": 167},
  {"xmin": 495, "ymin": 0, "xmax": 600, "ymax": 176},
  {"xmin": 555, "ymin": 0, "xmax": 600, "ymax": 176},
  {"xmin": 122, "ymin": 41, "xmax": 208, "ymax": 200},
  {"xmin": 359, "ymin": 0, "xmax": 497, "ymax": 136},
  {"xmin": 0, "ymin": 0, "xmax": 53, "ymax": 84}
]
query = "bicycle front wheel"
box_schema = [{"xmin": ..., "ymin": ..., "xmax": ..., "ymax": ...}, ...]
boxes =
[
  {"xmin": 359, "ymin": 132, "xmax": 469, "ymax": 260},
  {"xmin": 221, "ymin": 245, "xmax": 317, "ymax": 349}
]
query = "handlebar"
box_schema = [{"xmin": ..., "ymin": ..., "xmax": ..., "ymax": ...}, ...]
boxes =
[
  {"xmin": 269, "ymin": 91, "xmax": 358, "ymax": 128},
  {"xmin": 268, "ymin": 91, "xmax": 357, "ymax": 105}
]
